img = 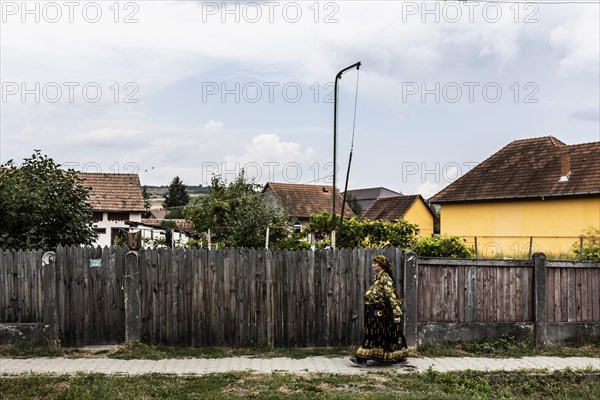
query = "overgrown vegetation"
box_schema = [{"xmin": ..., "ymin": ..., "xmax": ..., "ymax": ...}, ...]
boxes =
[
  {"xmin": 418, "ymin": 336, "xmax": 600, "ymax": 358},
  {"xmin": 184, "ymin": 172, "xmax": 289, "ymax": 249},
  {"xmin": 573, "ymin": 227, "xmax": 600, "ymax": 261},
  {"xmin": 0, "ymin": 151, "xmax": 97, "ymax": 250},
  {"xmin": 2, "ymin": 336, "xmax": 599, "ymax": 360},
  {"xmin": 308, "ymin": 212, "xmax": 419, "ymax": 249},
  {"xmin": 2, "ymin": 370, "xmax": 599, "ymax": 399},
  {"xmin": 412, "ymin": 235, "xmax": 476, "ymax": 258}
]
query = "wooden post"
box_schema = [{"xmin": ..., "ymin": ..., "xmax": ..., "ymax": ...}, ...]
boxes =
[
  {"xmin": 265, "ymin": 227, "xmax": 270, "ymax": 250},
  {"xmin": 533, "ymin": 252, "xmax": 547, "ymax": 347},
  {"xmin": 207, "ymin": 229, "xmax": 211, "ymax": 250},
  {"xmin": 124, "ymin": 251, "xmax": 141, "ymax": 342},
  {"xmin": 474, "ymin": 237, "xmax": 478, "ymax": 257},
  {"xmin": 403, "ymin": 251, "xmax": 418, "ymax": 348},
  {"xmin": 42, "ymin": 251, "xmax": 58, "ymax": 345},
  {"xmin": 265, "ymin": 250, "xmax": 274, "ymax": 348},
  {"xmin": 331, "ymin": 230, "xmax": 336, "ymax": 249}
]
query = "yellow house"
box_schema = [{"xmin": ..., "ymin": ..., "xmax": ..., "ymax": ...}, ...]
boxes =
[
  {"xmin": 361, "ymin": 195, "xmax": 436, "ymax": 237},
  {"xmin": 430, "ymin": 136, "xmax": 600, "ymax": 258}
]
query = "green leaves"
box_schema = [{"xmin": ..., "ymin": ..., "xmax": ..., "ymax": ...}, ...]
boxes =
[
  {"xmin": 412, "ymin": 235, "xmax": 475, "ymax": 258},
  {"xmin": 307, "ymin": 212, "xmax": 419, "ymax": 249},
  {"xmin": 0, "ymin": 151, "xmax": 97, "ymax": 250},
  {"xmin": 184, "ymin": 172, "xmax": 288, "ymax": 249}
]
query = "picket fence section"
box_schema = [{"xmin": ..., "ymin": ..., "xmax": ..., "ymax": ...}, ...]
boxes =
[{"xmin": 1, "ymin": 246, "xmax": 598, "ymax": 347}]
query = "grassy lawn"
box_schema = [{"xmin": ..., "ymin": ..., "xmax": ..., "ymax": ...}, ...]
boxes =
[
  {"xmin": 1, "ymin": 370, "xmax": 599, "ymax": 399},
  {"xmin": 1, "ymin": 336, "xmax": 599, "ymax": 359}
]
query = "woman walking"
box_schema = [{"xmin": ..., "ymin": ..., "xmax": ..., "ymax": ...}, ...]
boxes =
[{"xmin": 350, "ymin": 255, "xmax": 407, "ymax": 366}]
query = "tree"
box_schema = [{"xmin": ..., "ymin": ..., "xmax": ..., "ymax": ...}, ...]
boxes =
[
  {"xmin": 346, "ymin": 193, "xmax": 363, "ymax": 216},
  {"xmin": 184, "ymin": 172, "xmax": 288, "ymax": 248},
  {"xmin": 0, "ymin": 150, "xmax": 97, "ymax": 250},
  {"xmin": 163, "ymin": 176, "xmax": 190, "ymax": 209},
  {"xmin": 141, "ymin": 185, "xmax": 150, "ymax": 211}
]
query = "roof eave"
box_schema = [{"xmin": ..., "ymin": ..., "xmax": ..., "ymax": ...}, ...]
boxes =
[{"xmin": 430, "ymin": 191, "xmax": 600, "ymax": 203}]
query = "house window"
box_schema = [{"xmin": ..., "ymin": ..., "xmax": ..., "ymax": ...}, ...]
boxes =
[
  {"xmin": 293, "ymin": 221, "xmax": 302, "ymax": 233},
  {"xmin": 92, "ymin": 212, "xmax": 103, "ymax": 222},
  {"xmin": 108, "ymin": 212, "xmax": 130, "ymax": 221},
  {"xmin": 94, "ymin": 228, "xmax": 107, "ymax": 234},
  {"xmin": 111, "ymin": 228, "xmax": 126, "ymax": 245}
]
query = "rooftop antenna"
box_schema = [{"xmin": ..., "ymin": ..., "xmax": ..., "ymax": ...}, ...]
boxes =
[{"xmin": 332, "ymin": 61, "xmax": 361, "ymax": 248}]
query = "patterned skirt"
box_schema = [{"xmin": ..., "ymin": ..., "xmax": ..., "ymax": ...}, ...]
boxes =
[{"xmin": 355, "ymin": 303, "xmax": 407, "ymax": 362}]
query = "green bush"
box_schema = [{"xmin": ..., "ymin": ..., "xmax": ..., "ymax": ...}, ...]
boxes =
[
  {"xmin": 412, "ymin": 235, "xmax": 475, "ymax": 258},
  {"xmin": 307, "ymin": 212, "xmax": 418, "ymax": 249},
  {"xmin": 573, "ymin": 244, "xmax": 600, "ymax": 261}
]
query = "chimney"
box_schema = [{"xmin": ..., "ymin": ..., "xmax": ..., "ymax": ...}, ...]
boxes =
[{"xmin": 559, "ymin": 150, "xmax": 571, "ymax": 182}]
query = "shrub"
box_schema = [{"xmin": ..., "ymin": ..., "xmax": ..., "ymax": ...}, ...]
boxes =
[
  {"xmin": 573, "ymin": 245, "xmax": 600, "ymax": 261},
  {"xmin": 412, "ymin": 235, "xmax": 475, "ymax": 258}
]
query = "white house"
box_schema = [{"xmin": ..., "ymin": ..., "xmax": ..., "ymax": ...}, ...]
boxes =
[{"xmin": 77, "ymin": 173, "xmax": 146, "ymax": 247}]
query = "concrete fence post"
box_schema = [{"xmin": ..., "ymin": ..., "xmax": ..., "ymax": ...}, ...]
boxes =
[
  {"xmin": 403, "ymin": 251, "xmax": 418, "ymax": 348},
  {"xmin": 41, "ymin": 251, "xmax": 58, "ymax": 345},
  {"xmin": 533, "ymin": 252, "xmax": 547, "ymax": 347},
  {"xmin": 124, "ymin": 251, "xmax": 141, "ymax": 342}
]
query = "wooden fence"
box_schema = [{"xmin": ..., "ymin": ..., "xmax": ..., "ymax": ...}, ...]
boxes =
[
  {"xmin": 1, "ymin": 247, "xmax": 598, "ymax": 347},
  {"xmin": 417, "ymin": 259, "xmax": 535, "ymax": 323}
]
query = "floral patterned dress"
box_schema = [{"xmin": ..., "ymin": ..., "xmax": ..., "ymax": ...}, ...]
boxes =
[{"xmin": 355, "ymin": 271, "xmax": 407, "ymax": 362}]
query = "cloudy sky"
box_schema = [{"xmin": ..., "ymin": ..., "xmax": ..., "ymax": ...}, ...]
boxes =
[{"xmin": 1, "ymin": 0, "xmax": 598, "ymax": 198}]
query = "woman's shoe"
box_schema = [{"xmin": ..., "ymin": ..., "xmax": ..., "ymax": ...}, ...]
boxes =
[{"xmin": 349, "ymin": 356, "xmax": 368, "ymax": 367}]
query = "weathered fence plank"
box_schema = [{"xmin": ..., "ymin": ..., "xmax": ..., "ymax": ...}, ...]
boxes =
[{"xmin": 2, "ymin": 247, "xmax": 599, "ymax": 347}]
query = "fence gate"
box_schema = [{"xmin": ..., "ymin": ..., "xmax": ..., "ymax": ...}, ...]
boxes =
[{"xmin": 55, "ymin": 246, "xmax": 126, "ymax": 346}]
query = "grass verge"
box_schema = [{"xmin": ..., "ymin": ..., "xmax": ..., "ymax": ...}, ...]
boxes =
[
  {"xmin": 1, "ymin": 370, "xmax": 599, "ymax": 399},
  {"xmin": 417, "ymin": 335, "xmax": 600, "ymax": 358},
  {"xmin": 1, "ymin": 336, "xmax": 598, "ymax": 359}
]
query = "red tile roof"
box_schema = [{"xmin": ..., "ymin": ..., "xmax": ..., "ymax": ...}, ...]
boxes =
[
  {"xmin": 362, "ymin": 195, "xmax": 429, "ymax": 221},
  {"xmin": 430, "ymin": 136, "xmax": 600, "ymax": 203},
  {"xmin": 264, "ymin": 182, "xmax": 355, "ymax": 219},
  {"xmin": 149, "ymin": 209, "xmax": 167, "ymax": 219},
  {"xmin": 77, "ymin": 173, "xmax": 145, "ymax": 212},
  {"xmin": 140, "ymin": 219, "xmax": 195, "ymax": 233}
]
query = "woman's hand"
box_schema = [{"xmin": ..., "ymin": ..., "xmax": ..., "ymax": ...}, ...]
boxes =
[{"xmin": 394, "ymin": 317, "xmax": 402, "ymax": 324}]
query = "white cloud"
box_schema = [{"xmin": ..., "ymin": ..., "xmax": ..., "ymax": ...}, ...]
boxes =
[
  {"xmin": 550, "ymin": 14, "xmax": 600, "ymax": 76},
  {"xmin": 414, "ymin": 181, "xmax": 444, "ymax": 200},
  {"xmin": 223, "ymin": 134, "xmax": 316, "ymax": 184},
  {"xmin": 204, "ymin": 120, "xmax": 224, "ymax": 131}
]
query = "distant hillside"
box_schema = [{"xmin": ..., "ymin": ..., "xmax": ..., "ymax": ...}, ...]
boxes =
[{"xmin": 143, "ymin": 185, "xmax": 210, "ymax": 198}]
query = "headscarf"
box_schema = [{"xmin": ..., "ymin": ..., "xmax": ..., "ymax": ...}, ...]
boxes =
[
  {"xmin": 373, "ymin": 254, "xmax": 397, "ymax": 290},
  {"xmin": 373, "ymin": 255, "xmax": 392, "ymax": 276}
]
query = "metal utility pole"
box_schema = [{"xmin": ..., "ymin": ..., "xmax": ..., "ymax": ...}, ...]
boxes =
[{"xmin": 332, "ymin": 62, "xmax": 361, "ymax": 247}]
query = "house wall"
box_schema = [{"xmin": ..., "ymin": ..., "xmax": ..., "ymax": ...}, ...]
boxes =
[
  {"xmin": 92, "ymin": 212, "xmax": 143, "ymax": 247},
  {"xmin": 439, "ymin": 197, "xmax": 600, "ymax": 257},
  {"xmin": 136, "ymin": 226, "xmax": 190, "ymax": 248},
  {"xmin": 404, "ymin": 199, "xmax": 435, "ymax": 237}
]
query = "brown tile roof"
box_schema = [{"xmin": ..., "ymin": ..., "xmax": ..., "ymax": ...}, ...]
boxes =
[
  {"xmin": 149, "ymin": 209, "xmax": 167, "ymax": 219},
  {"xmin": 430, "ymin": 136, "xmax": 600, "ymax": 203},
  {"xmin": 264, "ymin": 182, "xmax": 355, "ymax": 219},
  {"xmin": 140, "ymin": 219, "xmax": 195, "ymax": 233},
  {"xmin": 362, "ymin": 195, "xmax": 426, "ymax": 221},
  {"xmin": 77, "ymin": 173, "xmax": 145, "ymax": 212}
]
